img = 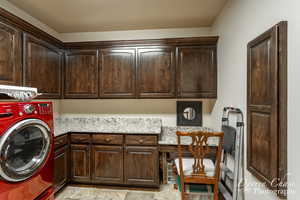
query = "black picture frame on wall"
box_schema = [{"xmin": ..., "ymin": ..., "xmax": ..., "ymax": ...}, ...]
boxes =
[{"xmin": 177, "ymin": 101, "xmax": 202, "ymax": 126}]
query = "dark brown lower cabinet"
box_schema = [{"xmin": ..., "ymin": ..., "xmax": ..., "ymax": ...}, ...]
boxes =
[
  {"xmin": 91, "ymin": 145, "xmax": 124, "ymax": 184},
  {"xmin": 124, "ymin": 146, "xmax": 159, "ymax": 186},
  {"xmin": 65, "ymin": 133, "xmax": 159, "ymax": 188},
  {"xmin": 70, "ymin": 144, "xmax": 91, "ymax": 183},
  {"xmin": 54, "ymin": 145, "xmax": 68, "ymax": 193}
]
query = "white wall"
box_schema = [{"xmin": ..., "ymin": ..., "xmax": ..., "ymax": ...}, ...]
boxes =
[
  {"xmin": 211, "ymin": 0, "xmax": 300, "ymax": 199},
  {"xmin": 59, "ymin": 99, "xmax": 216, "ymax": 127},
  {"xmin": 60, "ymin": 27, "xmax": 212, "ymax": 42},
  {"xmin": 49, "ymin": 100, "xmax": 60, "ymax": 118}
]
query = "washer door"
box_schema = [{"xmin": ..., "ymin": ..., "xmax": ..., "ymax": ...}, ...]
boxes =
[{"xmin": 0, "ymin": 119, "xmax": 51, "ymax": 182}]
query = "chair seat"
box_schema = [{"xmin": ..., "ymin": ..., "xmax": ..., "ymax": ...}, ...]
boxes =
[{"xmin": 175, "ymin": 158, "xmax": 215, "ymax": 177}]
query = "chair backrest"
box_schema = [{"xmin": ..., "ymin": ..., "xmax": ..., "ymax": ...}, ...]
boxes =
[{"xmin": 176, "ymin": 131, "xmax": 224, "ymax": 178}]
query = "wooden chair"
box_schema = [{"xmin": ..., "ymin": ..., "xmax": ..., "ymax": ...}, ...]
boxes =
[{"xmin": 175, "ymin": 131, "xmax": 224, "ymax": 200}]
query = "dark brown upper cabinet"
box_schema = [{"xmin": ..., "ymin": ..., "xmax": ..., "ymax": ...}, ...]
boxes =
[
  {"xmin": 177, "ymin": 46, "xmax": 217, "ymax": 98},
  {"xmin": 0, "ymin": 8, "xmax": 219, "ymax": 100},
  {"xmin": 0, "ymin": 21, "xmax": 22, "ymax": 86},
  {"xmin": 99, "ymin": 48, "xmax": 136, "ymax": 98},
  {"xmin": 64, "ymin": 50, "xmax": 99, "ymax": 98},
  {"xmin": 137, "ymin": 47, "xmax": 176, "ymax": 98},
  {"xmin": 23, "ymin": 33, "xmax": 62, "ymax": 98}
]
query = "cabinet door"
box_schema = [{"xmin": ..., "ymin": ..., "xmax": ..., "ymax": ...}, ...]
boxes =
[
  {"xmin": 137, "ymin": 47, "xmax": 175, "ymax": 98},
  {"xmin": 64, "ymin": 50, "xmax": 99, "ymax": 98},
  {"xmin": 247, "ymin": 25, "xmax": 280, "ymax": 190},
  {"xmin": 23, "ymin": 34, "xmax": 62, "ymax": 98},
  {"xmin": 0, "ymin": 21, "xmax": 21, "ymax": 86},
  {"xmin": 70, "ymin": 144, "xmax": 90, "ymax": 183},
  {"xmin": 124, "ymin": 146, "xmax": 159, "ymax": 186},
  {"xmin": 177, "ymin": 46, "xmax": 217, "ymax": 98},
  {"xmin": 54, "ymin": 145, "xmax": 68, "ymax": 193},
  {"xmin": 91, "ymin": 145, "xmax": 123, "ymax": 184},
  {"xmin": 100, "ymin": 49, "xmax": 136, "ymax": 98}
]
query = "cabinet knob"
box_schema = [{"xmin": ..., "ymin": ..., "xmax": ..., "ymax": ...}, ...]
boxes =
[
  {"xmin": 139, "ymin": 139, "xmax": 144, "ymax": 144},
  {"xmin": 105, "ymin": 138, "xmax": 111, "ymax": 142}
]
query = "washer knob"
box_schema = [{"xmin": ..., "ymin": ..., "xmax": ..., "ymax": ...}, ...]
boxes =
[{"xmin": 23, "ymin": 104, "xmax": 35, "ymax": 114}]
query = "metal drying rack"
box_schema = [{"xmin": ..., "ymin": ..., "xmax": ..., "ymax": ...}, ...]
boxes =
[{"xmin": 219, "ymin": 107, "xmax": 245, "ymax": 200}]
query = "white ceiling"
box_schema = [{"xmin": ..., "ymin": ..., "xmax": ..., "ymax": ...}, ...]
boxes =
[{"xmin": 7, "ymin": 0, "xmax": 227, "ymax": 33}]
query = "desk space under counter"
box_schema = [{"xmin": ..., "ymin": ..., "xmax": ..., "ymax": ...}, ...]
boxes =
[{"xmin": 158, "ymin": 126, "xmax": 219, "ymax": 185}]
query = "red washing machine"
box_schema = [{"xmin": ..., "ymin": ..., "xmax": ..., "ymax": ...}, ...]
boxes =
[{"xmin": 0, "ymin": 102, "xmax": 54, "ymax": 200}]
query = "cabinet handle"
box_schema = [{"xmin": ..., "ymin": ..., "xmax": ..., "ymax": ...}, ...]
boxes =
[
  {"xmin": 105, "ymin": 138, "xmax": 111, "ymax": 142},
  {"xmin": 139, "ymin": 139, "xmax": 144, "ymax": 144}
]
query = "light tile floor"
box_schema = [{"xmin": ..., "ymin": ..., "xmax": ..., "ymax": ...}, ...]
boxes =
[{"xmin": 55, "ymin": 184, "xmax": 214, "ymax": 200}]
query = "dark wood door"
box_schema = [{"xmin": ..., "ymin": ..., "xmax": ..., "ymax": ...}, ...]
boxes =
[
  {"xmin": 99, "ymin": 48, "xmax": 136, "ymax": 98},
  {"xmin": 124, "ymin": 146, "xmax": 159, "ymax": 186},
  {"xmin": 91, "ymin": 145, "xmax": 124, "ymax": 184},
  {"xmin": 177, "ymin": 46, "xmax": 217, "ymax": 98},
  {"xmin": 137, "ymin": 47, "xmax": 175, "ymax": 98},
  {"xmin": 64, "ymin": 50, "xmax": 99, "ymax": 98},
  {"xmin": 0, "ymin": 21, "xmax": 22, "ymax": 86},
  {"xmin": 247, "ymin": 23, "xmax": 286, "ymax": 192},
  {"xmin": 23, "ymin": 34, "xmax": 62, "ymax": 98},
  {"xmin": 70, "ymin": 144, "xmax": 91, "ymax": 183},
  {"xmin": 54, "ymin": 145, "xmax": 68, "ymax": 193}
]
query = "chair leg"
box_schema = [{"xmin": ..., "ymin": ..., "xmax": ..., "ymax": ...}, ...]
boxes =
[
  {"xmin": 181, "ymin": 183, "xmax": 188, "ymax": 200},
  {"xmin": 184, "ymin": 193, "xmax": 189, "ymax": 200},
  {"xmin": 181, "ymin": 192, "xmax": 185, "ymax": 200},
  {"xmin": 213, "ymin": 183, "xmax": 219, "ymax": 200}
]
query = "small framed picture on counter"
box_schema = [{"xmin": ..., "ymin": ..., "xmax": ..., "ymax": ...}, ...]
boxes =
[{"xmin": 176, "ymin": 101, "xmax": 202, "ymax": 126}]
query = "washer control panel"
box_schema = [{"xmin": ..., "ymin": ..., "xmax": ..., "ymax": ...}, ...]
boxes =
[
  {"xmin": 23, "ymin": 104, "xmax": 35, "ymax": 114},
  {"xmin": 0, "ymin": 102, "xmax": 53, "ymax": 118},
  {"xmin": 38, "ymin": 103, "xmax": 52, "ymax": 115}
]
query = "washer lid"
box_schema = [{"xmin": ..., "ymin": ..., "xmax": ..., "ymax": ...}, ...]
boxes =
[{"xmin": 0, "ymin": 119, "xmax": 51, "ymax": 182}]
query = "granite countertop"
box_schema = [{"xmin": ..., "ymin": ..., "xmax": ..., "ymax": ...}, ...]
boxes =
[
  {"xmin": 159, "ymin": 126, "xmax": 219, "ymax": 146},
  {"xmin": 54, "ymin": 117, "xmax": 218, "ymax": 146},
  {"xmin": 54, "ymin": 117, "xmax": 162, "ymax": 136}
]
